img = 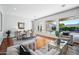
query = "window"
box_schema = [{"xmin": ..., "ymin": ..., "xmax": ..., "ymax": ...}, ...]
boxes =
[
  {"xmin": 0, "ymin": 12, "xmax": 2, "ymax": 31},
  {"xmin": 59, "ymin": 16, "xmax": 79, "ymax": 32}
]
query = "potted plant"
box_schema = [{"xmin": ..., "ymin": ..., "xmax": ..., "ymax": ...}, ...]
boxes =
[
  {"xmin": 55, "ymin": 31, "xmax": 60, "ymax": 45},
  {"xmin": 6, "ymin": 30, "xmax": 11, "ymax": 38}
]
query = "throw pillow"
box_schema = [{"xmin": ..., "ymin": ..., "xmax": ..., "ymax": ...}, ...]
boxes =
[{"xmin": 19, "ymin": 45, "xmax": 31, "ymax": 55}]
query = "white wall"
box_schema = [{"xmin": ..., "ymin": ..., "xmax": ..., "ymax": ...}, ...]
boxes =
[
  {"xmin": 3, "ymin": 14, "xmax": 32, "ymax": 31},
  {"xmin": 33, "ymin": 17, "xmax": 56, "ymax": 36},
  {"xmin": 2, "ymin": 14, "xmax": 32, "ymax": 38},
  {"xmin": 0, "ymin": 5, "xmax": 4, "ymax": 42},
  {"xmin": 0, "ymin": 5, "xmax": 33, "ymax": 42},
  {"xmin": 33, "ymin": 7, "xmax": 79, "ymax": 36}
]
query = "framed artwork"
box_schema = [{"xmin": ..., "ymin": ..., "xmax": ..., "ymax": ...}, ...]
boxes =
[
  {"xmin": 38, "ymin": 25, "xmax": 39, "ymax": 31},
  {"xmin": 40, "ymin": 26, "xmax": 42, "ymax": 32},
  {"xmin": 38, "ymin": 25, "xmax": 42, "ymax": 32},
  {"xmin": 0, "ymin": 12, "xmax": 2, "ymax": 31},
  {"xmin": 46, "ymin": 20, "xmax": 56, "ymax": 32},
  {"xmin": 18, "ymin": 22, "xmax": 25, "ymax": 29}
]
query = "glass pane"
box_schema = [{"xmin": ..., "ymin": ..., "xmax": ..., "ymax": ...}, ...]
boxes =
[{"xmin": 59, "ymin": 16, "xmax": 79, "ymax": 32}]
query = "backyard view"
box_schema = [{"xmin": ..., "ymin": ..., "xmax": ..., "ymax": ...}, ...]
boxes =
[{"xmin": 59, "ymin": 19, "xmax": 79, "ymax": 32}]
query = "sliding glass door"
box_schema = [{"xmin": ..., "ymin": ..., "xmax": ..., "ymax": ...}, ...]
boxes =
[{"xmin": 59, "ymin": 15, "xmax": 79, "ymax": 32}]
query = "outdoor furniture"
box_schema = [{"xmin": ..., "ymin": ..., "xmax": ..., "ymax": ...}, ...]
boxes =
[{"xmin": 60, "ymin": 31, "xmax": 73, "ymax": 45}]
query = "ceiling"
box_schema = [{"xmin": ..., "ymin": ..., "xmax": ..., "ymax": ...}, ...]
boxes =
[{"xmin": 1, "ymin": 4, "xmax": 79, "ymax": 19}]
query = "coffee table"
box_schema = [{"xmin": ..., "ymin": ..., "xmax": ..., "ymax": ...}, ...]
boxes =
[
  {"xmin": 28, "ymin": 40, "xmax": 68, "ymax": 55},
  {"xmin": 48, "ymin": 40, "xmax": 68, "ymax": 54},
  {"xmin": 33, "ymin": 44, "xmax": 60, "ymax": 55},
  {"xmin": 28, "ymin": 41, "xmax": 60, "ymax": 55}
]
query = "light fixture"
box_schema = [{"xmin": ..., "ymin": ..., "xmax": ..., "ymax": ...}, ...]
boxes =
[
  {"xmin": 14, "ymin": 8, "xmax": 16, "ymax": 10},
  {"xmin": 61, "ymin": 4, "xmax": 66, "ymax": 7}
]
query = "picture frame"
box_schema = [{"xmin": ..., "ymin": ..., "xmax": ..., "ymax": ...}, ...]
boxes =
[
  {"xmin": 18, "ymin": 22, "xmax": 25, "ymax": 29},
  {"xmin": 46, "ymin": 20, "xmax": 56, "ymax": 32}
]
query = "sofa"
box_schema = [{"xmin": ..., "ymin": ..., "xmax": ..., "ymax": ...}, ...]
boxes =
[
  {"xmin": 6, "ymin": 37, "xmax": 60, "ymax": 55},
  {"xmin": 7, "ymin": 38, "xmax": 37, "ymax": 55}
]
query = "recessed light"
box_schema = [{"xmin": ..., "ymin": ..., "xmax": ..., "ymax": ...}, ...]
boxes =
[
  {"xmin": 14, "ymin": 8, "xmax": 16, "ymax": 10},
  {"xmin": 34, "ymin": 16, "xmax": 36, "ymax": 17},
  {"xmin": 61, "ymin": 4, "xmax": 66, "ymax": 7}
]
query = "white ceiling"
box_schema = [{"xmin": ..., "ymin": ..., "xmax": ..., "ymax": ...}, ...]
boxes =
[{"xmin": 1, "ymin": 4, "xmax": 79, "ymax": 19}]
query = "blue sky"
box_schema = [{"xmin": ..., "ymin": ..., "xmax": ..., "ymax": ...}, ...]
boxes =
[{"xmin": 60, "ymin": 19, "xmax": 79, "ymax": 25}]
